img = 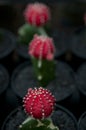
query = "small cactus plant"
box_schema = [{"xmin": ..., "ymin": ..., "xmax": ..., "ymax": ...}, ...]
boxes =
[
  {"xmin": 28, "ymin": 34, "xmax": 56, "ymax": 87},
  {"xmin": 19, "ymin": 87, "xmax": 59, "ymax": 130},
  {"xmin": 18, "ymin": 2, "xmax": 50, "ymax": 45},
  {"xmin": 24, "ymin": 3, "xmax": 50, "ymax": 27}
]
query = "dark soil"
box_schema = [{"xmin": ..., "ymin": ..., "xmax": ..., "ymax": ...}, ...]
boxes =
[
  {"xmin": 78, "ymin": 112, "xmax": 86, "ymax": 130},
  {"xmin": 0, "ymin": 64, "xmax": 9, "ymax": 95},
  {"xmin": 1, "ymin": 105, "xmax": 77, "ymax": 130},
  {"xmin": 0, "ymin": 29, "xmax": 16, "ymax": 59}
]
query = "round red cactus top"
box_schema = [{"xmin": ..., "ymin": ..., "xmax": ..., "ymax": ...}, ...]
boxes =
[
  {"xmin": 23, "ymin": 87, "xmax": 56, "ymax": 119},
  {"xmin": 29, "ymin": 34, "xmax": 55, "ymax": 60},
  {"xmin": 24, "ymin": 2, "xmax": 51, "ymax": 26}
]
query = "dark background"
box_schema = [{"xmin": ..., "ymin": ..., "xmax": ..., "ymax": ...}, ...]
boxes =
[{"xmin": 0, "ymin": 2, "xmax": 86, "ymax": 35}]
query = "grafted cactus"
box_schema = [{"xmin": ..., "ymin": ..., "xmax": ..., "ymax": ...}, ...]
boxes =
[
  {"xmin": 28, "ymin": 35, "xmax": 56, "ymax": 87},
  {"xmin": 18, "ymin": 2, "xmax": 51, "ymax": 45},
  {"xmin": 19, "ymin": 87, "xmax": 59, "ymax": 130}
]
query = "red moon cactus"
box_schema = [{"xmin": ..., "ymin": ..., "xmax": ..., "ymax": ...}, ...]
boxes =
[
  {"xmin": 23, "ymin": 87, "xmax": 56, "ymax": 119},
  {"xmin": 24, "ymin": 2, "xmax": 51, "ymax": 26},
  {"xmin": 29, "ymin": 34, "xmax": 55, "ymax": 61}
]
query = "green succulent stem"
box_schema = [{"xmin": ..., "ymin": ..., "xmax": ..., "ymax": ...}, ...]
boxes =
[
  {"xmin": 31, "ymin": 57, "xmax": 56, "ymax": 87},
  {"xmin": 18, "ymin": 23, "xmax": 48, "ymax": 45},
  {"xmin": 19, "ymin": 117, "xmax": 59, "ymax": 130},
  {"xmin": 38, "ymin": 27, "xmax": 48, "ymax": 36}
]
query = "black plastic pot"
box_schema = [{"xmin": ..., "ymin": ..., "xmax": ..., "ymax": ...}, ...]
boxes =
[
  {"xmin": 5, "ymin": 61, "xmax": 38, "ymax": 109},
  {"xmin": 61, "ymin": 30, "xmax": 83, "ymax": 72},
  {"xmin": 0, "ymin": 28, "xmax": 16, "ymax": 59},
  {"xmin": 11, "ymin": 61, "xmax": 38, "ymax": 99},
  {"xmin": 71, "ymin": 26, "xmax": 86, "ymax": 60},
  {"xmin": 5, "ymin": 62, "xmax": 36, "ymax": 109},
  {"xmin": 76, "ymin": 62, "xmax": 86, "ymax": 96},
  {"xmin": 16, "ymin": 43, "xmax": 30, "ymax": 59},
  {"xmin": 0, "ymin": 28, "xmax": 18, "ymax": 75},
  {"xmin": 74, "ymin": 63, "xmax": 86, "ymax": 117},
  {"xmin": 10, "ymin": 61, "xmax": 77, "ymax": 108},
  {"xmin": 1, "ymin": 104, "xmax": 78, "ymax": 130},
  {"xmin": 78, "ymin": 111, "xmax": 86, "ymax": 130},
  {"xmin": 0, "ymin": 64, "xmax": 9, "ymax": 96},
  {"xmin": 46, "ymin": 61, "xmax": 81, "ymax": 118},
  {"xmin": 46, "ymin": 61, "xmax": 76, "ymax": 103},
  {"xmin": 66, "ymin": 26, "xmax": 86, "ymax": 72},
  {"xmin": 0, "ymin": 64, "xmax": 9, "ymax": 129},
  {"xmin": 5, "ymin": 86, "xmax": 21, "ymax": 109},
  {"xmin": 52, "ymin": 29, "xmax": 68, "ymax": 58}
]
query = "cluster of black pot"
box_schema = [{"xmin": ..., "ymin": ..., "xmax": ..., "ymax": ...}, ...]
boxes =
[{"xmin": 0, "ymin": 24, "xmax": 86, "ymax": 130}]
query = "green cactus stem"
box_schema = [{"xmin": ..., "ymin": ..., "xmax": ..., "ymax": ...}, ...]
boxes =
[
  {"xmin": 18, "ymin": 24, "xmax": 39, "ymax": 45},
  {"xmin": 18, "ymin": 23, "xmax": 48, "ymax": 45},
  {"xmin": 19, "ymin": 117, "xmax": 59, "ymax": 130},
  {"xmin": 31, "ymin": 57, "xmax": 56, "ymax": 87},
  {"xmin": 43, "ymin": 22, "xmax": 52, "ymax": 35},
  {"xmin": 38, "ymin": 27, "xmax": 48, "ymax": 36}
]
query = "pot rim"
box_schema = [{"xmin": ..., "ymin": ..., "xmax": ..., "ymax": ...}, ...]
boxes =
[
  {"xmin": 78, "ymin": 111, "xmax": 86, "ymax": 130},
  {"xmin": 1, "ymin": 104, "xmax": 78, "ymax": 130}
]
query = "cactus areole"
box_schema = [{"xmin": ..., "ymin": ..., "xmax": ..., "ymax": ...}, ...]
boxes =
[
  {"xmin": 23, "ymin": 87, "xmax": 56, "ymax": 119},
  {"xmin": 24, "ymin": 2, "xmax": 51, "ymax": 27}
]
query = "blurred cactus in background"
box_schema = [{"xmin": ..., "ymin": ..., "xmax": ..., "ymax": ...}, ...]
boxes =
[{"xmin": 18, "ymin": 2, "xmax": 51, "ymax": 45}]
